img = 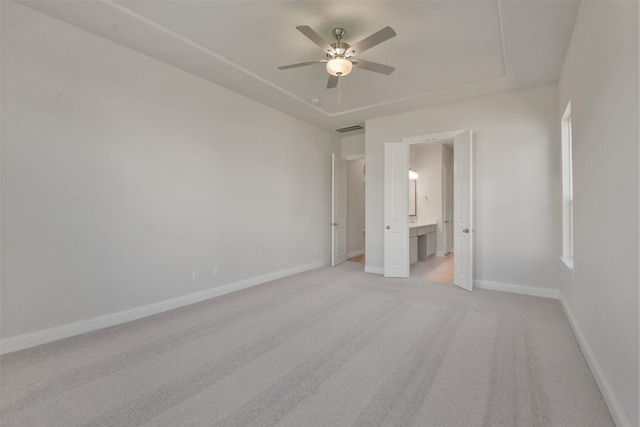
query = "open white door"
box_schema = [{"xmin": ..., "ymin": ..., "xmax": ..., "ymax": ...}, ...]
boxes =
[
  {"xmin": 453, "ymin": 131, "xmax": 473, "ymax": 291},
  {"xmin": 331, "ymin": 153, "xmax": 347, "ymax": 266},
  {"xmin": 384, "ymin": 142, "xmax": 409, "ymax": 278}
]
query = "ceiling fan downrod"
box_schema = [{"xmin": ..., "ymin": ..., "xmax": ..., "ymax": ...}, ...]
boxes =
[{"xmin": 330, "ymin": 27, "xmax": 349, "ymax": 58}]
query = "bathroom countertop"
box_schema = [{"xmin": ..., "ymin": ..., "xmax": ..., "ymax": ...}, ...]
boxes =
[{"xmin": 409, "ymin": 220, "xmax": 437, "ymax": 229}]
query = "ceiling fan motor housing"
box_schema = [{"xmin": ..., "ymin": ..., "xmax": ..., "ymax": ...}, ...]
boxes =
[{"xmin": 327, "ymin": 42, "xmax": 351, "ymax": 59}]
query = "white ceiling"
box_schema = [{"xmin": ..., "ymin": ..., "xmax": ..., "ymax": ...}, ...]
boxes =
[{"xmin": 17, "ymin": 0, "xmax": 580, "ymax": 132}]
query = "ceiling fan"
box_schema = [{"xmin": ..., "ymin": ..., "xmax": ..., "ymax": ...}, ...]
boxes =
[{"xmin": 278, "ymin": 25, "xmax": 397, "ymax": 89}]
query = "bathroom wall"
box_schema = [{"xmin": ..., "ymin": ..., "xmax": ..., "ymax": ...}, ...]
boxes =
[{"xmin": 410, "ymin": 143, "xmax": 443, "ymax": 249}]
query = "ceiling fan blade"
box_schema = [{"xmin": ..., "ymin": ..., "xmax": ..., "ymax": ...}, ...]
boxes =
[
  {"xmin": 348, "ymin": 26, "xmax": 396, "ymax": 55},
  {"xmin": 352, "ymin": 59, "xmax": 395, "ymax": 75},
  {"xmin": 296, "ymin": 25, "xmax": 335, "ymax": 54},
  {"xmin": 327, "ymin": 75, "xmax": 339, "ymax": 89},
  {"xmin": 278, "ymin": 60, "xmax": 325, "ymax": 70}
]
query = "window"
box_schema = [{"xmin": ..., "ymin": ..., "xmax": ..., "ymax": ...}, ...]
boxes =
[{"xmin": 561, "ymin": 102, "xmax": 574, "ymax": 269}]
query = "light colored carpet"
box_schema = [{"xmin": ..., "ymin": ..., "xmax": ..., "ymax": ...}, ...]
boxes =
[{"xmin": 1, "ymin": 262, "xmax": 613, "ymax": 426}]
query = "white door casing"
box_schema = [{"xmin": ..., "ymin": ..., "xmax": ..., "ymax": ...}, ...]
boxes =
[
  {"xmin": 453, "ymin": 130, "xmax": 473, "ymax": 291},
  {"xmin": 332, "ymin": 153, "xmax": 347, "ymax": 267},
  {"xmin": 384, "ymin": 142, "xmax": 410, "ymax": 278}
]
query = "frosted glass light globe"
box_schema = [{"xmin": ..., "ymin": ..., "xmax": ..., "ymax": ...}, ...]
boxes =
[{"xmin": 326, "ymin": 58, "xmax": 353, "ymax": 76}]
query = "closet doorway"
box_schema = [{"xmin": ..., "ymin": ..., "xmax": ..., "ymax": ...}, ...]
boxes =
[{"xmin": 346, "ymin": 158, "xmax": 366, "ymax": 264}]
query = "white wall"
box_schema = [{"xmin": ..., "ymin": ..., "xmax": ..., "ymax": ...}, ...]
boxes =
[
  {"xmin": 365, "ymin": 85, "xmax": 560, "ymax": 291},
  {"xmin": 346, "ymin": 159, "xmax": 365, "ymax": 257},
  {"xmin": 341, "ymin": 133, "xmax": 365, "ymax": 160},
  {"xmin": 557, "ymin": 2, "xmax": 639, "ymax": 426},
  {"xmin": 1, "ymin": 3, "xmax": 340, "ymax": 341}
]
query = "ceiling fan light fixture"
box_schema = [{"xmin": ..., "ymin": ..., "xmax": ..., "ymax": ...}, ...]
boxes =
[
  {"xmin": 326, "ymin": 58, "xmax": 353, "ymax": 77},
  {"xmin": 279, "ymin": 25, "xmax": 396, "ymax": 87}
]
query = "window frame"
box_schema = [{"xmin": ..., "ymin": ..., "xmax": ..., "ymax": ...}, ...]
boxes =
[{"xmin": 561, "ymin": 102, "xmax": 574, "ymax": 270}]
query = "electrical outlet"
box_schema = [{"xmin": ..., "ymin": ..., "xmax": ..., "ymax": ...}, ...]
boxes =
[
  {"xmin": 314, "ymin": 248, "xmax": 318, "ymax": 255},
  {"xmin": 213, "ymin": 266, "xmax": 219, "ymax": 277},
  {"xmin": 192, "ymin": 270, "xmax": 199, "ymax": 281}
]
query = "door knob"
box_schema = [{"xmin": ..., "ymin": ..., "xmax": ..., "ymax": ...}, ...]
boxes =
[
  {"xmin": 444, "ymin": 220, "xmax": 450, "ymax": 224},
  {"xmin": 463, "ymin": 228, "xmax": 469, "ymax": 233},
  {"xmin": 386, "ymin": 225, "xmax": 391, "ymax": 229}
]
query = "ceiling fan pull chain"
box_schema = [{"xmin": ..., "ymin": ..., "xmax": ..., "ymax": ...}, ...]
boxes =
[{"xmin": 338, "ymin": 76, "xmax": 342, "ymax": 105}]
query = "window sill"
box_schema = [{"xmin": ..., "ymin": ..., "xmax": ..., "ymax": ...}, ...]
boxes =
[{"xmin": 560, "ymin": 256, "xmax": 574, "ymax": 271}]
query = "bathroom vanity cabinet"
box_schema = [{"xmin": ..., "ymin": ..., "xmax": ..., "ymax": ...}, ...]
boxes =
[{"xmin": 409, "ymin": 223, "xmax": 437, "ymax": 264}]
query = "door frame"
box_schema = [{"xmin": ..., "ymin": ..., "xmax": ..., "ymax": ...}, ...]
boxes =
[
  {"xmin": 443, "ymin": 162, "xmax": 453, "ymax": 255},
  {"xmin": 341, "ymin": 153, "xmax": 366, "ymax": 270},
  {"xmin": 331, "ymin": 153, "xmax": 347, "ymax": 267},
  {"xmin": 398, "ymin": 129, "xmax": 473, "ymax": 289}
]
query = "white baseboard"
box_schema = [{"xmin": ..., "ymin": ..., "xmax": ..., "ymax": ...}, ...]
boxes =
[
  {"xmin": 364, "ymin": 265, "xmax": 384, "ymax": 275},
  {"xmin": 436, "ymin": 251, "xmax": 447, "ymax": 257},
  {"xmin": 347, "ymin": 250, "xmax": 364, "ymax": 258},
  {"xmin": 559, "ymin": 295, "xmax": 632, "ymax": 427},
  {"xmin": 0, "ymin": 259, "xmax": 329, "ymax": 355},
  {"xmin": 474, "ymin": 280, "xmax": 559, "ymax": 299}
]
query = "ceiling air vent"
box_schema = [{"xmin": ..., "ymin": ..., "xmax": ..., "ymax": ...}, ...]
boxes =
[{"xmin": 334, "ymin": 124, "xmax": 364, "ymax": 134}]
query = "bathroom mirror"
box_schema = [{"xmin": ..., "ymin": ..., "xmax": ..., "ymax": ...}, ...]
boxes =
[{"xmin": 409, "ymin": 179, "xmax": 417, "ymax": 216}]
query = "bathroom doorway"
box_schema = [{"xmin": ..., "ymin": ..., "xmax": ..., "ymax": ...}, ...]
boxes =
[{"xmin": 408, "ymin": 139, "xmax": 455, "ymax": 285}]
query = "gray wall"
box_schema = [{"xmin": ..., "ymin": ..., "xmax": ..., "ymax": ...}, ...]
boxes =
[
  {"xmin": 557, "ymin": 2, "xmax": 639, "ymax": 425},
  {"xmin": 1, "ymin": 3, "xmax": 340, "ymax": 339}
]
